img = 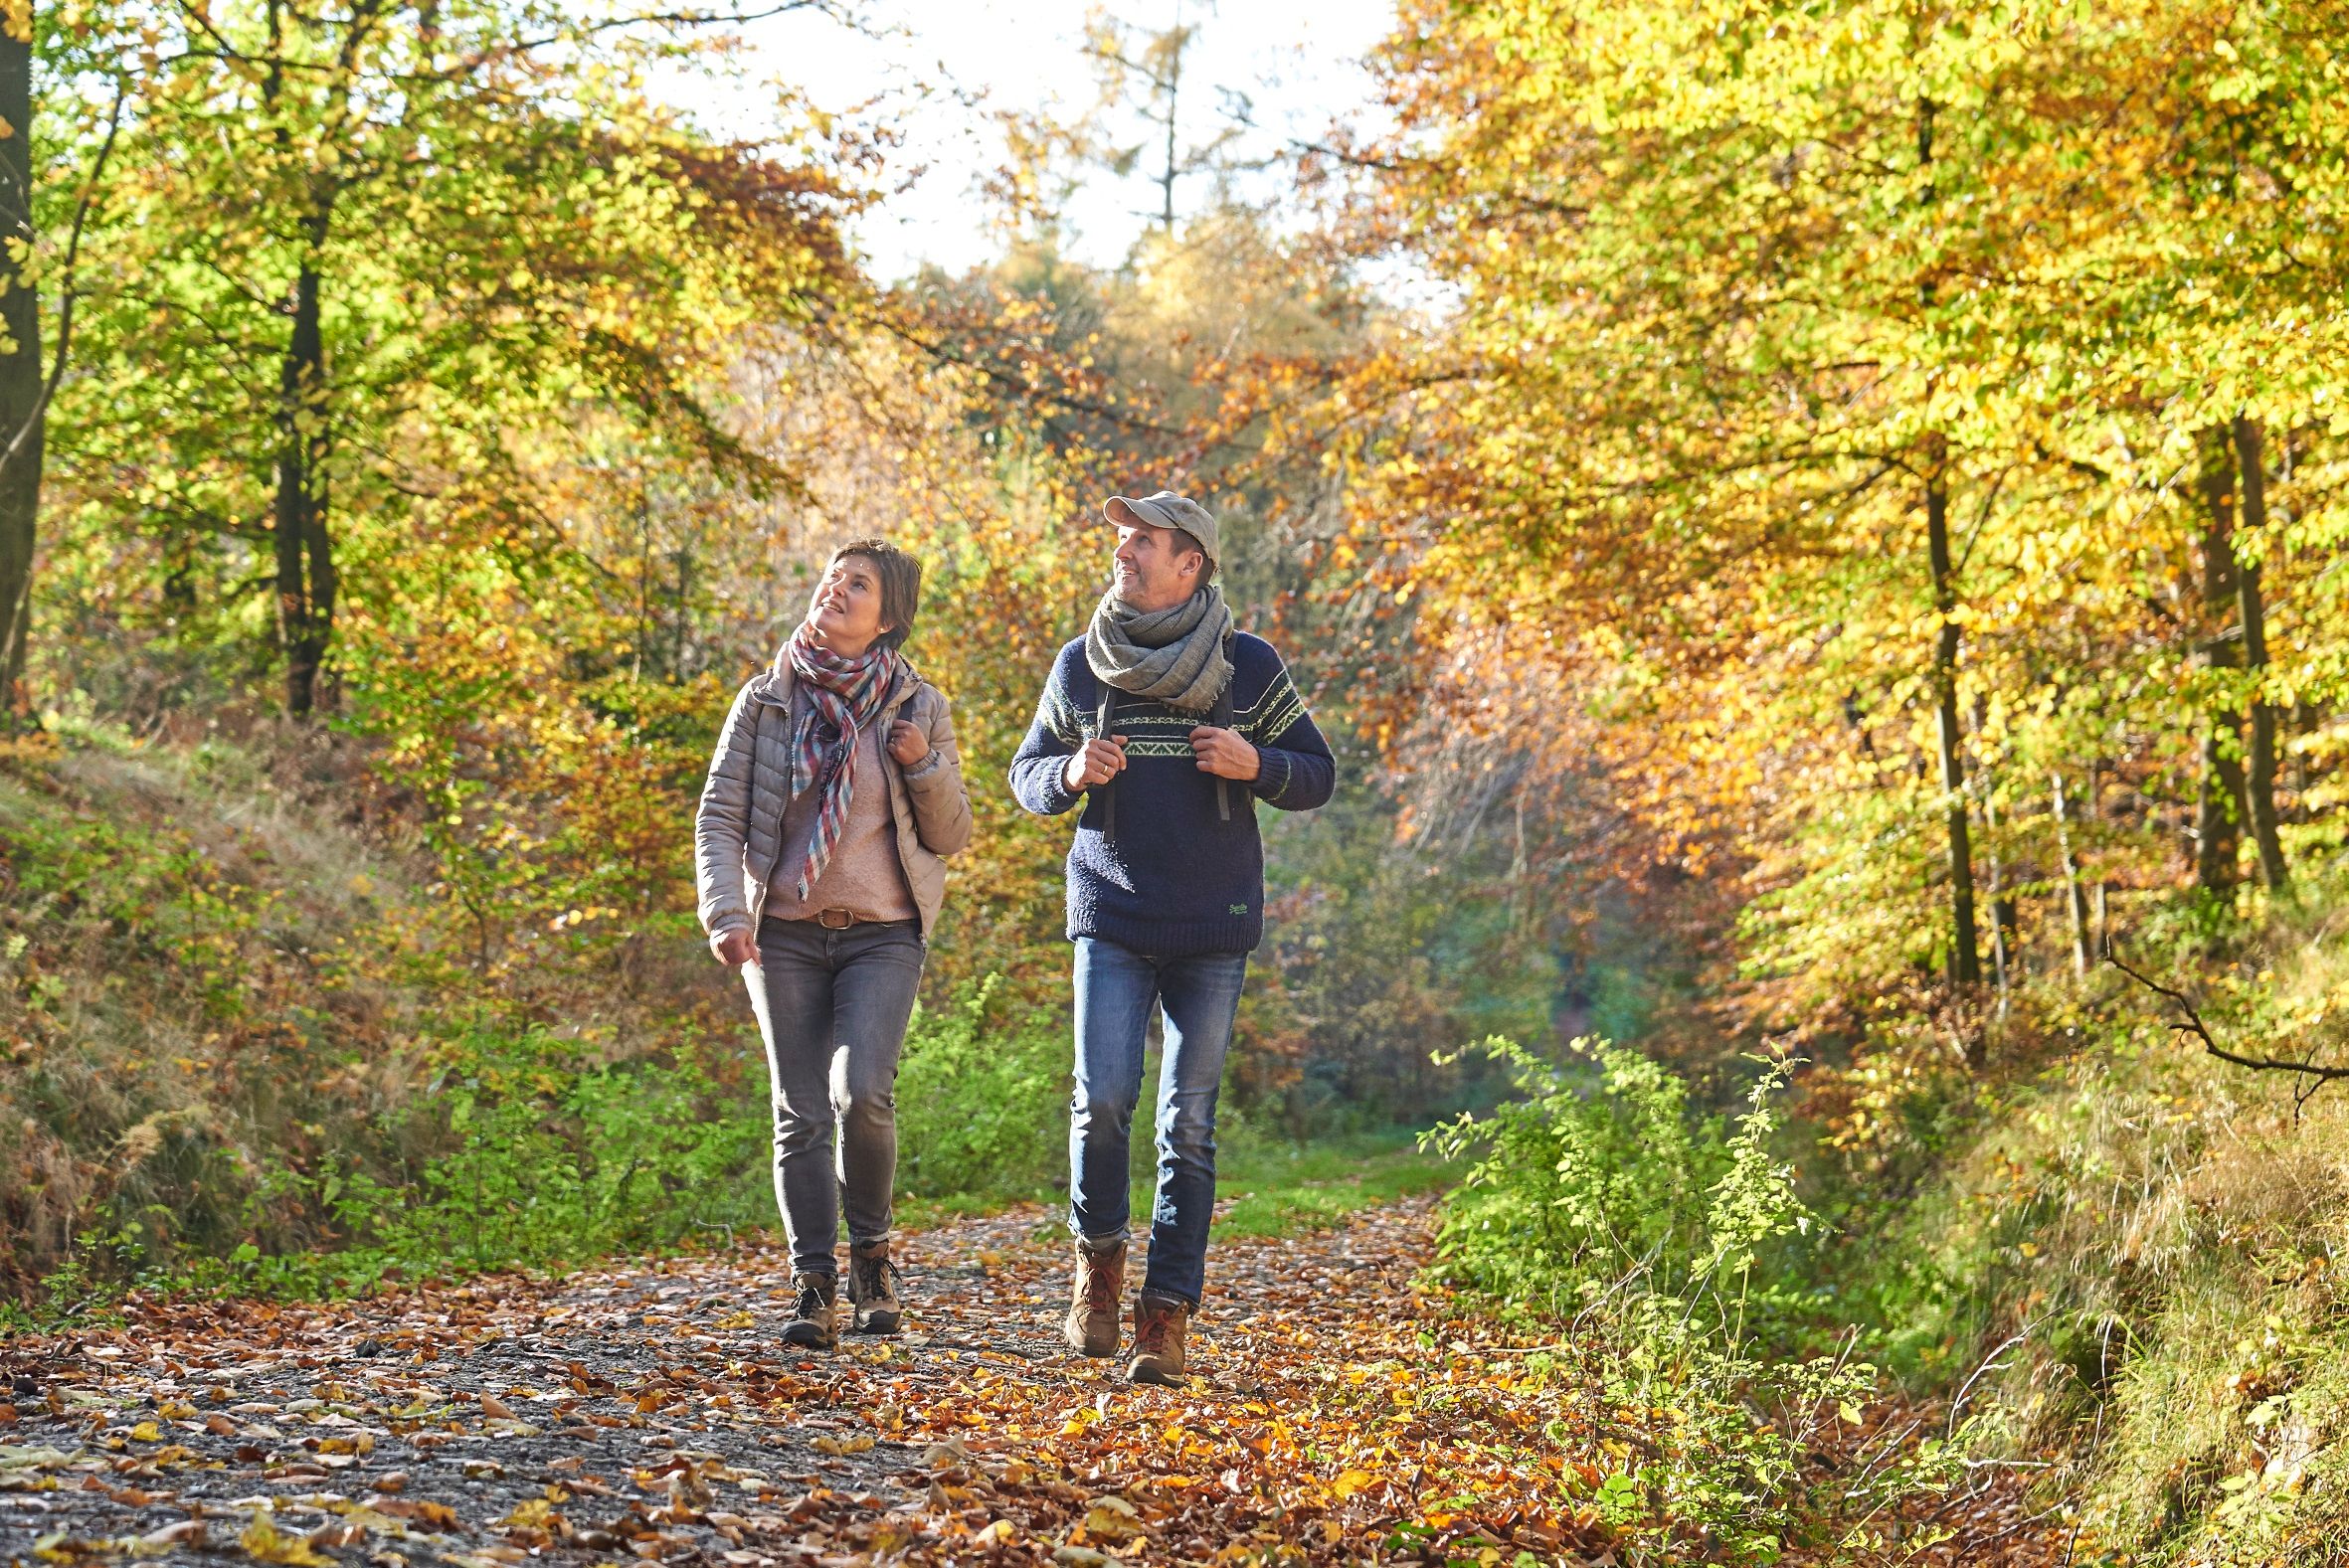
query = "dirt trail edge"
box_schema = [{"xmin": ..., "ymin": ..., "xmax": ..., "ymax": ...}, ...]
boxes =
[{"xmin": 2, "ymin": 1200, "xmax": 2058, "ymax": 1567}]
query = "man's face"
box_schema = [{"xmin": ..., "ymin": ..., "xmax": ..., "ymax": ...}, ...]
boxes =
[{"xmin": 1112, "ymin": 522, "xmax": 1201, "ymax": 614}]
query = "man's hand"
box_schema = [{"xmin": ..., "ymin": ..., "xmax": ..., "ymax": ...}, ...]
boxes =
[
  {"xmin": 712, "ymin": 928, "xmax": 757, "ymax": 967},
  {"xmin": 887, "ymin": 719, "xmax": 931, "ymax": 768},
  {"xmin": 1063, "ymin": 734, "xmax": 1130, "ymax": 791},
  {"xmin": 1188, "ymin": 726, "xmax": 1259, "ymax": 782}
]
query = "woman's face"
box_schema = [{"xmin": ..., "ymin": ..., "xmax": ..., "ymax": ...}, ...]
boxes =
[{"xmin": 806, "ymin": 554, "xmax": 892, "ymax": 655}]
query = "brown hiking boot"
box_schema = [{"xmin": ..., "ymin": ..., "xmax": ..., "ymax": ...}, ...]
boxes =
[
  {"xmin": 1063, "ymin": 1240, "xmax": 1126, "ymax": 1357},
  {"xmin": 847, "ymin": 1241, "xmax": 903, "ymax": 1335},
  {"xmin": 781, "ymin": 1271, "xmax": 836, "ymax": 1351},
  {"xmin": 1128, "ymin": 1291, "xmax": 1189, "ymax": 1385}
]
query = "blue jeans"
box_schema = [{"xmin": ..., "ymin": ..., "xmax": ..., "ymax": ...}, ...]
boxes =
[
  {"xmin": 745, "ymin": 918, "xmax": 926, "ymax": 1278},
  {"xmin": 1068, "ymin": 936, "xmax": 1248, "ymax": 1308}
]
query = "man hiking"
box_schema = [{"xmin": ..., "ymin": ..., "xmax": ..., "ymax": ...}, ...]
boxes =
[{"xmin": 1009, "ymin": 490, "xmax": 1336, "ymax": 1384}]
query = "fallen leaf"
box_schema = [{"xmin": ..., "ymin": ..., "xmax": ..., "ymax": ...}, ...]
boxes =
[
  {"xmin": 500, "ymin": 1499, "xmax": 556, "ymax": 1529},
  {"xmin": 368, "ymin": 1498, "xmax": 458, "ymax": 1532},
  {"xmin": 135, "ymin": 1519, "xmax": 208, "ymax": 1554},
  {"xmin": 327, "ymin": 1505, "xmax": 415, "ymax": 1541},
  {"xmin": 1080, "ymin": 1494, "xmax": 1144, "ymax": 1542},
  {"xmin": 0, "ymin": 1447, "xmax": 80, "ymax": 1472},
  {"xmin": 239, "ymin": 1512, "xmax": 334, "ymax": 1567},
  {"xmin": 32, "ymin": 1531, "xmax": 107, "ymax": 1562}
]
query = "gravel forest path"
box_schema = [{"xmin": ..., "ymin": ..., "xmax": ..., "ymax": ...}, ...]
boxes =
[{"xmin": 1, "ymin": 1200, "xmax": 2066, "ymax": 1567}]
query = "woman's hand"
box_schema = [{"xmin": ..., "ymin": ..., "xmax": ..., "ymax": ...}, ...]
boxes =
[
  {"xmin": 887, "ymin": 719, "xmax": 931, "ymax": 768},
  {"xmin": 712, "ymin": 929, "xmax": 757, "ymax": 967}
]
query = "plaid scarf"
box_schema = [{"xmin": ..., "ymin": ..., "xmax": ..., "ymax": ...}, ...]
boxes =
[{"xmin": 784, "ymin": 627, "xmax": 903, "ymax": 902}]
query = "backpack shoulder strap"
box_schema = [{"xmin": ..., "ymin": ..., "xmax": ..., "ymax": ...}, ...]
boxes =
[
  {"xmin": 1210, "ymin": 637, "xmax": 1236, "ymax": 821},
  {"xmin": 1094, "ymin": 685, "xmax": 1118, "ymax": 841}
]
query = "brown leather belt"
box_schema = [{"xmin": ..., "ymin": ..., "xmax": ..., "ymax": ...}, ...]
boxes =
[{"xmin": 764, "ymin": 909, "xmax": 911, "ymax": 935}]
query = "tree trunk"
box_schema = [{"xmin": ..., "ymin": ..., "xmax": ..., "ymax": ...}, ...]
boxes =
[
  {"xmin": 1971, "ymin": 691, "xmax": 2019, "ymax": 1010},
  {"xmin": 274, "ymin": 247, "xmax": 336, "ymax": 719},
  {"xmin": 1159, "ymin": 59, "xmax": 1177, "ymax": 233},
  {"xmin": 2231, "ymin": 415, "xmax": 2289, "ymax": 892},
  {"xmin": 1971, "ymin": 692, "xmax": 2022, "ymax": 991},
  {"xmin": 1914, "ymin": 94, "xmax": 1979, "ymax": 996},
  {"xmin": 2052, "ymin": 772, "xmax": 2091, "ymax": 978},
  {"xmin": 1927, "ymin": 452, "xmax": 1983, "ymax": 989},
  {"xmin": 2193, "ymin": 427, "xmax": 2245, "ymax": 897},
  {"xmin": 1981, "ymin": 785, "xmax": 2018, "ymax": 1014},
  {"xmin": 0, "ymin": 21, "xmax": 42, "ymax": 728}
]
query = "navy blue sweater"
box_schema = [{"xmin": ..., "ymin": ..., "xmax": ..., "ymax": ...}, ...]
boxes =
[{"xmin": 1008, "ymin": 633, "xmax": 1337, "ymax": 956}]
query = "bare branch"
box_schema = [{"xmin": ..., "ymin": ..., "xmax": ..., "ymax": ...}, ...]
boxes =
[{"xmin": 2108, "ymin": 951, "xmax": 2349, "ymax": 1104}]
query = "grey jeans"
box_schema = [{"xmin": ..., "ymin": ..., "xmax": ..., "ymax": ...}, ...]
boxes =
[{"xmin": 745, "ymin": 917, "xmax": 925, "ymax": 1277}]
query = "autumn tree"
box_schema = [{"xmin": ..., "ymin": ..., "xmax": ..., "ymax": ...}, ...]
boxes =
[
  {"xmin": 1336, "ymin": 0, "xmax": 2349, "ymax": 1032},
  {"xmin": 50, "ymin": 0, "xmax": 857, "ymax": 719}
]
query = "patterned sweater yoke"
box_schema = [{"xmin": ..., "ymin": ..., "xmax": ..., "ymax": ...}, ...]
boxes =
[
  {"xmin": 1040, "ymin": 654, "xmax": 1314, "ymax": 762},
  {"xmin": 1008, "ymin": 631, "xmax": 1338, "ymax": 957}
]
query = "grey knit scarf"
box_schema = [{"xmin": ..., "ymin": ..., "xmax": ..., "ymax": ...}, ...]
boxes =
[{"xmin": 1084, "ymin": 585, "xmax": 1234, "ymax": 714}]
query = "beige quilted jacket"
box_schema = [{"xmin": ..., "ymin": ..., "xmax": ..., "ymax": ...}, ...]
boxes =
[{"xmin": 694, "ymin": 659, "xmax": 972, "ymax": 942}]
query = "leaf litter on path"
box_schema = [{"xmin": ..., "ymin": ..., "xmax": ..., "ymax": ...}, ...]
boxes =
[{"xmin": 0, "ymin": 1198, "xmax": 2034, "ymax": 1566}]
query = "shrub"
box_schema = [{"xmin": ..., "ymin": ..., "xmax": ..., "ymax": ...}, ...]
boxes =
[
  {"xmin": 893, "ymin": 975, "xmax": 1067, "ymax": 1206},
  {"xmin": 1423, "ymin": 1037, "xmax": 1905, "ymax": 1562},
  {"xmin": 180, "ymin": 1023, "xmax": 773, "ymax": 1298}
]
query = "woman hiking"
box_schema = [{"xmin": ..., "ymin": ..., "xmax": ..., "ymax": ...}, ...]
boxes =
[{"xmin": 694, "ymin": 539, "xmax": 973, "ymax": 1350}]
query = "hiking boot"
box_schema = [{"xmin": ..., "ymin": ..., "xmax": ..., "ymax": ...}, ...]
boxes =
[
  {"xmin": 781, "ymin": 1271, "xmax": 836, "ymax": 1351},
  {"xmin": 847, "ymin": 1240, "xmax": 903, "ymax": 1336},
  {"xmin": 1063, "ymin": 1239, "xmax": 1126, "ymax": 1357},
  {"xmin": 1127, "ymin": 1290, "xmax": 1189, "ymax": 1385}
]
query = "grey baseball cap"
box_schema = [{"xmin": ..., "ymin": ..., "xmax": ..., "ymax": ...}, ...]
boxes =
[{"xmin": 1103, "ymin": 490, "xmax": 1219, "ymax": 575}]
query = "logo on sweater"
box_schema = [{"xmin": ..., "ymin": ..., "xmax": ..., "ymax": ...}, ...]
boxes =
[{"xmin": 1229, "ymin": 903, "xmax": 1249, "ymax": 916}]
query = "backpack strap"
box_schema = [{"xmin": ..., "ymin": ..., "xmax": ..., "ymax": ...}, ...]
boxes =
[
  {"xmin": 1209, "ymin": 639, "xmax": 1236, "ymax": 822},
  {"xmin": 1094, "ymin": 686, "xmax": 1118, "ymax": 842}
]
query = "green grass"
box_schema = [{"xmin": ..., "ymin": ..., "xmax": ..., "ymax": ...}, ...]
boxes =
[
  {"xmin": 1203, "ymin": 1131, "xmax": 1452, "ymax": 1240},
  {"xmin": 898, "ymin": 1128, "xmax": 1454, "ymax": 1243}
]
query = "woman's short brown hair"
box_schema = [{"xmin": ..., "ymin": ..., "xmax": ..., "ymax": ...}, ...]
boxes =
[{"xmin": 830, "ymin": 538, "xmax": 923, "ymax": 653}]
